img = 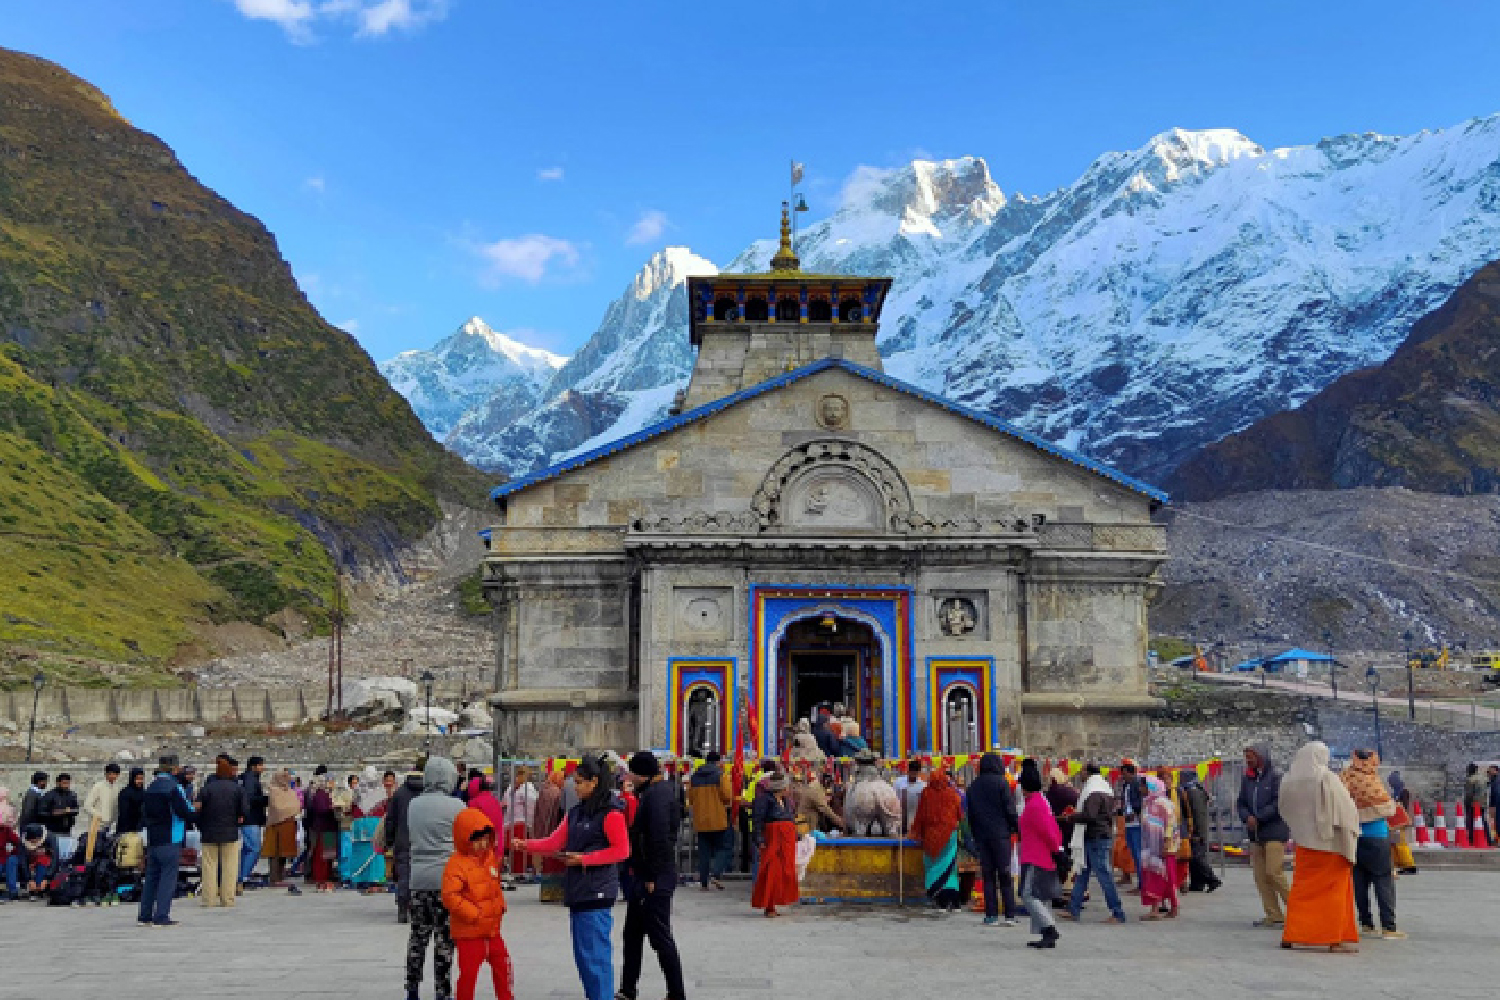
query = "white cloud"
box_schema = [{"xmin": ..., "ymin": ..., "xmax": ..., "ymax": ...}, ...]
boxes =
[
  {"xmin": 229, "ymin": 0, "xmax": 449, "ymax": 42},
  {"xmin": 336, "ymin": 318, "xmax": 361, "ymax": 334},
  {"xmin": 355, "ymin": 0, "xmax": 449, "ymax": 36},
  {"xmin": 626, "ymin": 209, "xmax": 669, "ymax": 246},
  {"xmin": 537, "ymin": 166, "xmax": 565, "ymax": 183},
  {"xmin": 232, "ymin": 0, "xmax": 317, "ymax": 42},
  {"xmin": 476, "ymin": 234, "xmax": 580, "ymax": 285},
  {"xmin": 303, "ymin": 175, "xmax": 327, "ymax": 194}
]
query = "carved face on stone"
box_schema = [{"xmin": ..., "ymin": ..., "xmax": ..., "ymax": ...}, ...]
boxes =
[{"xmin": 817, "ymin": 394, "xmax": 849, "ymax": 429}]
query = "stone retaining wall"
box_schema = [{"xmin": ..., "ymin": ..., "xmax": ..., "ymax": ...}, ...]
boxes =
[{"xmin": 0, "ymin": 682, "xmax": 472, "ymax": 727}]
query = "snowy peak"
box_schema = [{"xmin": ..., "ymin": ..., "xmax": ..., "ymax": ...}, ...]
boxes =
[
  {"xmin": 1141, "ymin": 127, "xmax": 1264, "ymax": 180},
  {"xmin": 837, "ymin": 156, "xmax": 1006, "ymax": 241},
  {"xmin": 628, "ymin": 247, "xmax": 717, "ymax": 299},
  {"xmin": 450, "ymin": 316, "xmax": 566, "ymax": 381},
  {"xmin": 379, "ymin": 318, "xmax": 566, "ymax": 442}
]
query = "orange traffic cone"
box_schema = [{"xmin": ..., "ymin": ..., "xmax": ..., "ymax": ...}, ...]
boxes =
[
  {"xmin": 1472, "ymin": 805, "xmax": 1490, "ymax": 849},
  {"xmin": 1433, "ymin": 801, "xmax": 1450, "ymax": 847},
  {"xmin": 1454, "ymin": 800, "xmax": 1471, "ymax": 849},
  {"xmin": 1413, "ymin": 799, "xmax": 1430, "ymax": 846}
]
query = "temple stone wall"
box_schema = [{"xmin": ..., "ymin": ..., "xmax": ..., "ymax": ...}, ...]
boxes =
[
  {"xmin": 485, "ymin": 365, "xmax": 1164, "ymax": 759},
  {"xmin": 501, "ymin": 368, "xmax": 1156, "ymax": 534}
]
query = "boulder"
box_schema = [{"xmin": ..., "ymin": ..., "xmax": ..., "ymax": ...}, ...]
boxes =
[
  {"xmin": 459, "ymin": 702, "xmax": 493, "ymax": 730},
  {"xmin": 457, "ymin": 737, "xmax": 494, "ymax": 767},
  {"xmin": 342, "ymin": 676, "xmax": 419, "ymax": 713},
  {"xmin": 407, "ymin": 706, "xmax": 459, "ymax": 730}
]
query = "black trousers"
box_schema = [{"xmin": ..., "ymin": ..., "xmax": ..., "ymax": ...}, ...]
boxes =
[
  {"xmin": 1353, "ymin": 835, "xmax": 1397, "ymax": 931},
  {"xmin": 621, "ymin": 882, "xmax": 686, "ymax": 1000},
  {"xmin": 737, "ymin": 808, "xmax": 753, "ymax": 873},
  {"xmin": 1186, "ymin": 838, "xmax": 1220, "ymax": 889},
  {"xmin": 394, "ymin": 849, "xmax": 411, "ymax": 913},
  {"xmin": 975, "ymin": 836, "xmax": 1017, "ymax": 919}
]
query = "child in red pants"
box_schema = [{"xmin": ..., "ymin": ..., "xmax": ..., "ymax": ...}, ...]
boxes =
[{"xmin": 442, "ymin": 808, "xmax": 513, "ymax": 1000}]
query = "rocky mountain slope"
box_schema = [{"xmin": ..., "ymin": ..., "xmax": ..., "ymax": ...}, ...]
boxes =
[
  {"xmin": 1167, "ymin": 258, "xmax": 1500, "ymax": 499},
  {"xmin": 0, "ymin": 49, "xmax": 487, "ymax": 680},
  {"xmin": 1154, "ymin": 489, "xmax": 1500, "ymax": 652},
  {"xmin": 395, "ymin": 118, "xmax": 1500, "ymax": 482}
]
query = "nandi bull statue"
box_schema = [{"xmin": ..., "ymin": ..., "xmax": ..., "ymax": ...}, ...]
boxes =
[{"xmin": 843, "ymin": 751, "xmax": 902, "ymax": 836}]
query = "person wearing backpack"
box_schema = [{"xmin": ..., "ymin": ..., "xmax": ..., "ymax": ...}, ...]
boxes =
[{"xmin": 138, "ymin": 755, "xmax": 197, "ymax": 926}]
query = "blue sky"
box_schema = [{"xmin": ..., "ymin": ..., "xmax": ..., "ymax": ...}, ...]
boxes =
[{"xmin": 9, "ymin": 1, "xmax": 1500, "ymax": 361}]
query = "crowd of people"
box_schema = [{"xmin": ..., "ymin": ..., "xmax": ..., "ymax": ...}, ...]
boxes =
[{"xmin": 2, "ymin": 735, "xmax": 1486, "ymax": 998}]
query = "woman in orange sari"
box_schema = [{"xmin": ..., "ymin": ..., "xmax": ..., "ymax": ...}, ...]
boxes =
[{"xmin": 1279, "ymin": 742, "xmax": 1361, "ymax": 953}]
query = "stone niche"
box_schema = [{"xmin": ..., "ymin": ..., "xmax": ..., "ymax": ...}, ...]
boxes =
[
  {"xmin": 932, "ymin": 591, "xmax": 987, "ymax": 640},
  {"xmin": 781, "ymin": 465, "xmax": 885, "ymax": 531},
  {"xmin": 673, "ymin": 586, "xmax": 734, "ymax": 641}
]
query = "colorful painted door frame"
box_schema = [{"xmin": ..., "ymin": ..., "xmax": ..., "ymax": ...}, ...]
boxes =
[
  {"xmin": 926, "ymin": 656, "xmax": 999, "ymax": 754},
  {"xmin": 665, "ymin": 657, "xmax": 736, "ymax": 758},
  {"xmin": 749, "ymin": 585, "xmax": 914, "ymax": 759}
]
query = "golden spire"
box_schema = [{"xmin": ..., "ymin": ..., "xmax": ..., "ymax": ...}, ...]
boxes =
[{"xmin": 769, "ymin": 200, "xmax": 800, "ymax": 272}]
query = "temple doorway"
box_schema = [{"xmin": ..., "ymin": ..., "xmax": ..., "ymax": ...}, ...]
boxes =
[
  {"xmin": 775, "ymin": 614, "xmax": 883, "ymax": 754},
  {"xmin": 942, "ymin": 685, "xmax": 979, "ymax": 755}
]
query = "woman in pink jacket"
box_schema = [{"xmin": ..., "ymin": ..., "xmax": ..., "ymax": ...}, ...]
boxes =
[{"xmin": 1017, "ymin": 758, "xmax": 1062, "ymax": 949}]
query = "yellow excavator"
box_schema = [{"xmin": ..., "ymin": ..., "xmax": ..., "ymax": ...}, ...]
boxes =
[{"xmin": 1407, "ymin": 644, "xmax": 1450, "ymax": 670}]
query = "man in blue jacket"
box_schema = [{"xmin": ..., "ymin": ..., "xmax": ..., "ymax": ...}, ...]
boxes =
[{"xmin": 139, "ymin": 754, "xmax": 196, "ymax": 927}]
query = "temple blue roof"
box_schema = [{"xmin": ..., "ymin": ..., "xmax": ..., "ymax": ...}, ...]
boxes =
[{"xmin": 489, "ymin": 358, "xmax": 1169, "ymax": 504}]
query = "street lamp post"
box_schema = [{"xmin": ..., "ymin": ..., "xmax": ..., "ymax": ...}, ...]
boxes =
[
  {"xmin": 421, "ymin": 670, "xmax": 436, "ymax": 751},
  {"xmin": 1402, "ymin": 629, "xmax": 1415, "ymax": 721},
  {"xmin": 1366, "ymin": 665, "xmax": 1383, "ymax": 759},
  {"xmin": 1324, "ymin": 629, "xmax": 1337, "ymax": 700},
  {"xmin": 25, "ymin": 670, "xmax": 44, "ymax": 763}
]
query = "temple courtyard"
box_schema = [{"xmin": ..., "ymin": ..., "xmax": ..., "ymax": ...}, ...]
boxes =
[{"xmin": 2, "ymin": 866, "xmax": 1495, "ymax": 999}]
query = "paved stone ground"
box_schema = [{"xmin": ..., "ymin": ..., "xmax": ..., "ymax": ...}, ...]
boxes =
[{"xmin": 2, "ymin": 867, "xmax": 1496, "ymax": 999}]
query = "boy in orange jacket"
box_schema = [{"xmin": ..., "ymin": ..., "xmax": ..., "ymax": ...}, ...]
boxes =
[{"xmin": 442, "ymin": 808, "xmax": 513, "ymax": 1000}]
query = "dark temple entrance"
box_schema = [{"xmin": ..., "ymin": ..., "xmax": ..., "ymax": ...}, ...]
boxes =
[{"xmin": 776, "ymin": 615, "xmax": 883, "ymax": 754}]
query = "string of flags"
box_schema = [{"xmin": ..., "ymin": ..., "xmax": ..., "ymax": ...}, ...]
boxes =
[{"xmin": 527, "ymin": 753, "xmax": 1227, "ymax": 783}]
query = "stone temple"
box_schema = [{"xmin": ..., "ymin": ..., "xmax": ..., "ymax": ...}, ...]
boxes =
[{"xmin": 481, "ymin": 207, "xmax": 1168, "ymax": 762}]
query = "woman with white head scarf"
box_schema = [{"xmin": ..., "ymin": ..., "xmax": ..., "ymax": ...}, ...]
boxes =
[{"xmin": 1278, "ymin": 742, "xmax": 1361, "ymax": 952}]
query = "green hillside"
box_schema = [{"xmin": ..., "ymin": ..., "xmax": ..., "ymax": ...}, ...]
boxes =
[{"xmin": 0, "ymin": 49, "xmax": 486, "ymax": 684}]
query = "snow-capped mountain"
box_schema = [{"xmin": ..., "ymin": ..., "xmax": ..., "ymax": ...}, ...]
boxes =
[
  {"xmin": 442, "ymin": 248, "xmax": 715, "ymax": 472},
  {"xmin": 398, "ymin": 115, "xmax": 1500, "ymax": 482},
  {"xmin": 378, "ymin": 317, "xmax": 565, "ymax": 442}
]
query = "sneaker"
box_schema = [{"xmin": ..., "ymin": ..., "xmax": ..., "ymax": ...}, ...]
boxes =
[
  {"xmin": 1253, "ymin": 918, "xmax": 1285, "ymax": 928},
  {"xmin": 1001, "ymin": 917, "xmax": 1018, "ymax": 926},
  {"xmin": 982, "ymin": 915, "xmax": 1000, "ymax": 926},
  {"xmin": 1381, "ymin": 929, "xmax": 1408, "ymax": 940},
  {"xmin": 1359, "ymin": 923, "xmax": 1376, "ymax": 935},
  {"xmin": 152, "ymin": 919, "xmax": 179, "ymax": 927}
]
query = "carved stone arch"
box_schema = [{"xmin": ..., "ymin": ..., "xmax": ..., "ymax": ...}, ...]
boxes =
[{"xmin": 751, "ymin": 438, "xmax": 913, "ymax": 532}]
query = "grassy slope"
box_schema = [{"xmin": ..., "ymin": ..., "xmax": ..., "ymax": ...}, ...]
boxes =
[{"xmin": 0, "ymin": 50, "xmax": 487, "ymax": 682}]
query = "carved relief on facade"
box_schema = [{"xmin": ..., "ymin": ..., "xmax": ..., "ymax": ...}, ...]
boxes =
[
  {"xmin": 751, "ymin": 439, "xmax": 912, "ymax": 531},
  {"xmin": 673, "ymin": 586, "xmax": 734, "ymax": 641},
  {"xmin": 815, "ymin": 393, "xmax": 850, "ymax": 429},
  {"xmin": 932, "ymin": 591, "xmax": 987, "ymax": 639}
]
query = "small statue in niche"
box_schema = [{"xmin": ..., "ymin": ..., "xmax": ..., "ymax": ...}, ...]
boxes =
[{"xmin": 938, "ymin": 597, "xmax": 977, "ymax": 636}]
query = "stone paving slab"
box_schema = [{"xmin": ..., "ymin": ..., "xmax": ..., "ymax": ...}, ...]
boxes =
[{"xmin": 0, "ymin": 867, "xmax": 1496, "ymax": 999}]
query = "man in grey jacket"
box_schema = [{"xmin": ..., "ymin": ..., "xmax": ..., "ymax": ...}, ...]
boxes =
[
  {"xmin": 1237, "ymin": 742, "xmax": 1290, "ymax": 928},
  {"xmin": 403, "ymin": 757, "xmax": 463, "ymax": 1000}
]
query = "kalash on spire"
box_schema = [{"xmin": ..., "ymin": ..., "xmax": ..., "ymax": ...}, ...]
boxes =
[{"xmin": 683, "ymin": 197, "xmax": 892, "ymax": 409}]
